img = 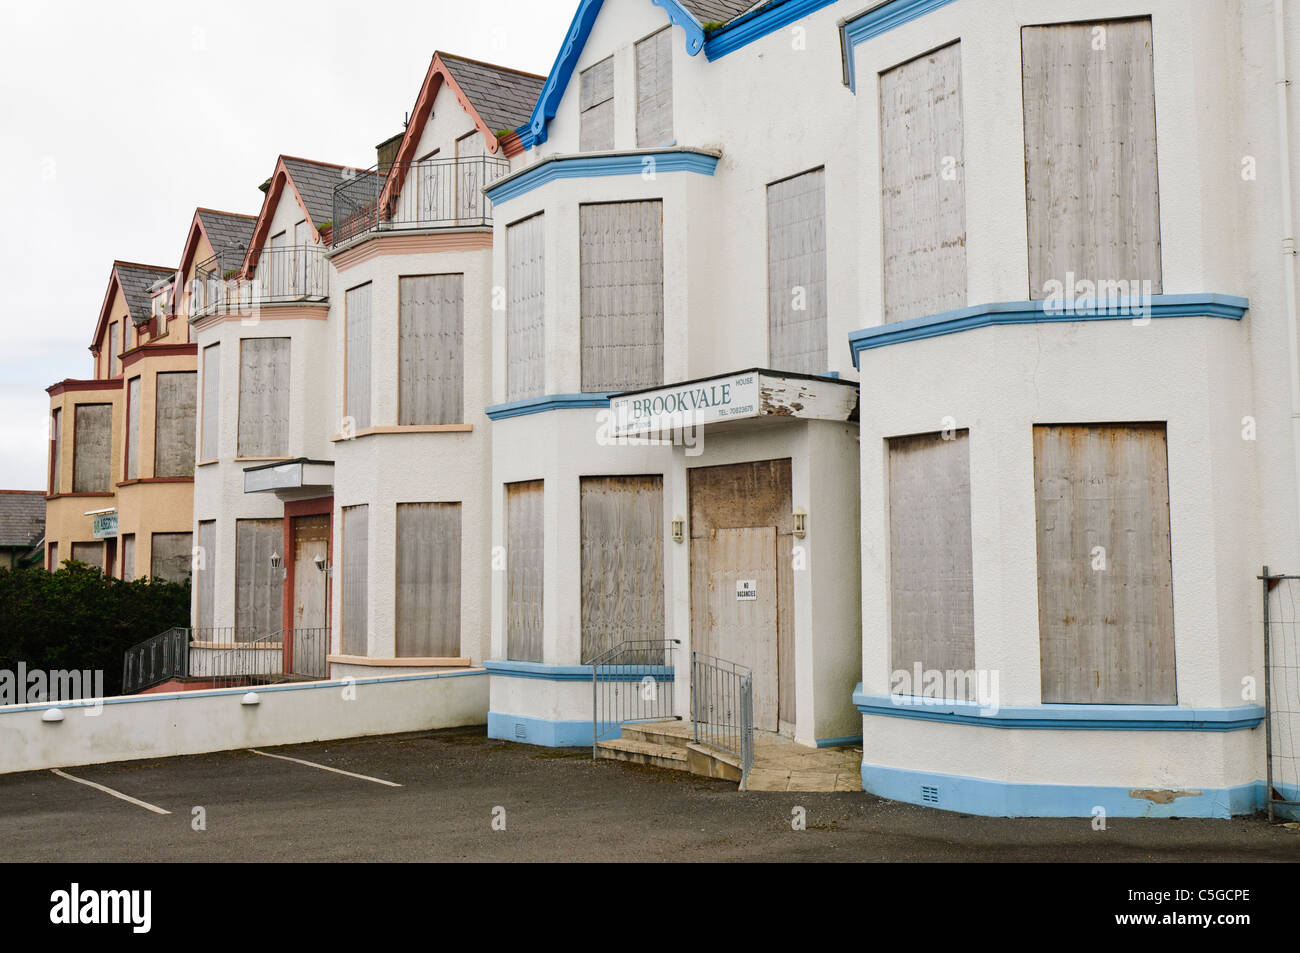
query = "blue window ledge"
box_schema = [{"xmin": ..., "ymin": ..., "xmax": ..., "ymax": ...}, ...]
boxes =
[
  {"xmin": 484, "ymin": 149, "xmax": 719, "ymax": 205},
  {"xmin": 484, "ymin": 393, "xmax": 615, "ymax": 420}
]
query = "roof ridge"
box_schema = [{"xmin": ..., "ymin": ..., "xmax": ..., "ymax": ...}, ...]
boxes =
[
  {"xmin": 196, "ymin": 207, "xmax": 258, "ymax": 219},
  {"xmin": 436, "ymin": 50, "xmax": 546, "ymax": 80},
  {"xmin": 279, "ymin": 154, "xmax": 354, "ymax": 171},
  {"xmin": 113, "ymin": 260, "xmax": 176, "ymax": 273}
]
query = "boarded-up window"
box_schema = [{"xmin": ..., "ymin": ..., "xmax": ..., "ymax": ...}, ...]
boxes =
[
  {"xmin": 506, "ymin": 214, "xmax": 545, "ymax": 401},
  {"xmin": 636, "ymin": 29, "xmax": 672, "ymax": 147},
  {"xmin": 48, "ymin": 542, "xmax": 58, "ymax": 571},
  {"xmin": 1022, "ymin": 19, "xmax": 1162, "ymax": 298},
  {"xmin": 580, "ymin": 476, "xmax": 664, "ymax": 662},
  {"xmin": 1033, "ymin": 423, "xmax": 1176, "ymax": 704},
  {"xmin": 72, "ymin": 403, "xmax": 112, "ymax": 493},
  {"xmin": 506, "ymin": 481, "xmax": 544, "ymax": 662},
  {"xmin": 880, "ymin": 42, "xmax": 967, "ymax": 323},
  {"xmin": 121, "ymin": 533, "xmax": 135, "ymax": 580},
  {"xmin": 201, "ymin": 343, "xmax": 220, "ymax": 461},
  {"xmin": 580, "ymin": 201, "xmax": 664, "ymax": 392},
  {"xmin": 196, "ymin": 520, "xmax": 215, "ymax": 629},
  {"xmin": 109, "ymin": 322, "xmax": 120, "ymax": 377},
  {"xmin": 888, "ymin": 431, "xmax": 975, "ymax": 682},
  {"xmin": 151, "ymin": 532, "xmax": 193, "ymax": 584},
  {"xmin": 346, "ymin": 284, "xmax": 372, "ymax": 431},
  {"xmin": 50, "ymin": 409, "xmax": 61, "ymax": 494},
  {"xmin": 579, "ymin": 56, "xmax": 615, "ymax": 152},
  {"xmin": 71, "ymin": 541, "xmax": 105, "ymax": 570},
  {"xmin": 125, "ymin": 377, "xmax": 141, "ymax": 480},
  {"xmin": 395, "ymin": 502, "xmax": 461, "ymax": 657},
  {"xmin": 155, "ymin": 371, "xmax": 196, "ymax": 478},
  {"xmin": 767, "ymin": 169, "xmax": 828, "ymax": 372},
  {"xmin": 341, "ymin": 505, "xmax": 368, "ymax": 656},
  {"xmin": 235, "ymin": 518, "xmax": 283, "ymax": 641},
  {"xmin": 237, "ymin": 338, "xmax": 290, "ymax": 457},
  {"xmin": 399, "ymin": 275, "xmax": 464, "ymax": 425}
]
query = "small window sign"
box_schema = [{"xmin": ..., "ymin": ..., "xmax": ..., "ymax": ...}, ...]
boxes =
[{"xmin": 736, "ymin": 579, "xmax": 757, "ymax": 601}]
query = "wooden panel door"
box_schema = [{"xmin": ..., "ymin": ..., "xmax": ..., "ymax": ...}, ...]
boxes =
[
  {"xmin": 704, "ymin": 526, "xmax": 778, "ymax": 732},
  {"xmin": 293, "ymin": 516, "xmax": 330, "ymax": 630}
]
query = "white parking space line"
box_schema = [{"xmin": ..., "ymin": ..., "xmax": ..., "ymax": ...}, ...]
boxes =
[
  {"xmin": 50, "ymin": 769, "xmax": 172, "ymax": 815},
  {"xmin": 247, "ymin": 749, "xmax": 403, "ymax": 787}
]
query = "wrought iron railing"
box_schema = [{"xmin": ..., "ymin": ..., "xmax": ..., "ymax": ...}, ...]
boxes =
[
  {"xmin": 331, "ymin": 155, "xmax": 510, "ymax": 246},
  {"xmin": 122, "ymin": 627, "xmax": 190, "ymax": 694},
  {"xmin": 288, "ymin": 626, "xmax": 330, "ymax": 679},
  {"xmin": 690, "ymin": 651, "xmax": 755, "ymax": 783},
  {"xmin": 189, "ymin": 244, "xmax": 327, "ymax": 317},
  {"xmin": 591, "ymin": 639, "xmax": 680, "ymax": 757}
]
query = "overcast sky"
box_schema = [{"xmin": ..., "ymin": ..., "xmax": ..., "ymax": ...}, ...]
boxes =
[{"xmin": 0, "ymin": 0, "xmax": 572, "ymax": 489}]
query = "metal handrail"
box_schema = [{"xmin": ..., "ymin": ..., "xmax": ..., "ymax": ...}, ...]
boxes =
[
  {"xmin": 591, "ymin": 639, "xmax": 681, "ymax": 758},
  {"xmin": 690, "ymin": 650, "xmax": 755, "ymax": 784},
  {"xmin": 121, "ymin": 627, "xmax": 190, "ymax": 694}
]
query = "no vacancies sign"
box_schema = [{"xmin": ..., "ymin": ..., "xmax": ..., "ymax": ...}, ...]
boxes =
[{"xmin": 609, "ymin": 372, "xmax": 759, "ymax": 436}]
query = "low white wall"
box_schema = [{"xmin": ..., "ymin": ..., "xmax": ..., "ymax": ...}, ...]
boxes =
[{"xmin": 0, "ymin": 670, "xmax": 488, "ymax": 774}]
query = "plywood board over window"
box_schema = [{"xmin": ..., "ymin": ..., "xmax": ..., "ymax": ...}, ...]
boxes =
[
  {"xmin": 235, "ymin": 518, "xmax": 283, "ymax": 641},
  {"xmin": 125, "ymin": 377, "xmax": 141, "ymax": 480},
  {"xmin": 201, "ymin": 343, "xmax": 220, "ymax": 461},
  {"xmin": 155, "ymin": 371, "xmax": 196, "ymax": 477},
  {"xmin": 237, "ymin": 338, "xmax": 290, "ymax": 457},
  {"xmin": 768, "ymin": 168, "xmax": 828, "ymax": 373},
  {"xmin": 399, "ymin": 275, "xmax": 464, "ymax": 425},
  {"xmin": 880, "ymin": 41, "xmax": 967, "ymax": 324},
  {"xmin": 71, "ymin": 541, "xmax": 105, "ymax": 570},
  {"xmin": 636, "ymin": 28, "xmax": 673, "ymax": 147},
  {"xmin": 1033, "ymin": 423, "xmax": 1176, "ymax": 704},
  {"xmin": 1022, "ymin": 18, "xmax": 1162, "ymax": 298},
  {"xmin": 345, "ymin": 284, "xmax": 372, "ymax": 431},
  {"xmin": 580, "ymin": 476, "xmax": 664, "ymax": 663},
  {"xmin": 506, "ymin": 481, "xmax": 544, "ymax": 663},
  {"xmin": 887, "ymin": 431, "xmax": 975, "ymax": 682},
  {"xmin": 72, "ymin": 403, "xmax": 112, "ymax": 493},
  {"xmin": 506, "ymin": 213, "xmax": 545, "ymax": 401},
  {"xmin": 395, "ymin": 502, "xmax": 461, "ymax": 657},
  {"xmin": 341, "ymin": 505, "xmax": 369, "ymax": 656},
  {"xmin": 580, "ymin": 201, "xmax": 664, "ymax": 393},
  {"xmin": 579, "ymin": 56, "xmax": 615, "ymax": 152},
  {"xmin": 120, "ymin": 534, "xmax": 135, "ymax": 581},
  {"xmin": 50, "ymin": 409, "xmax": 62, "ymax": 494},
  {"xmin": 196, "ymin": 520, "xmax": 215, "ymax": 629},
  {"xmin": 151, "ymin": 532, "xmax": 193, "ymax": 584}
]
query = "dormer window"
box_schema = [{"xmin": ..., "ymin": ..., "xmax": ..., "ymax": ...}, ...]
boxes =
[{"xmin": 579, "ymin": 56, "xmax": 615, "ymax": 152}]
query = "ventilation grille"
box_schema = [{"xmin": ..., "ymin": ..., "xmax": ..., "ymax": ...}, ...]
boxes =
[
  {"xmin": 514, "ymin": 722, "xmax": 527, "ymax": 740},
  {"xmin": 921, "ymin": 785, "xmax": 940, "ymax": 804}
]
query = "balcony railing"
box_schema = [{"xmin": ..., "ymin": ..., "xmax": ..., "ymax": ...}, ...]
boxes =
[
  {"xmin": 331, "ymin": 155, "xmax": 510, "ymax": 246},
  {"xmin": 189, "ymin": 244, "xmax": 328, "ymax": 317}
]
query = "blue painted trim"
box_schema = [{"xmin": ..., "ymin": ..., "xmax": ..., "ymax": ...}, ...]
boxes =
[
  {"xmin": 0, "ymin": 668, "xmax": 485, "ymax": 715},
  {"xmin": 485, "ymin": 392, "xmax": 615, "ymax": 420},
  {"xmin": 488, "ymin": 711, "xmax": 597, "ymax": 747},
  {"xmin": 485, "ymin": 151, "xmax": 719, "ymax": 205},
  {"xmin": 523, "ymin": 0, "xmax": 605, "ymax": 148},
  {"xmin": 484, "ymin": 659, "xmax": 674, "ymax": 682},
  {"xmin": 816, "ymin": 735, "xmax": 863, "ymax": 748},
  {"xmin": 860, "ymin": 762, "xmax": 1264, "ymax": 818},
  {"xmin": 652, "ymin": 0, "xmax": 705, "ymax": 55},
  {"xmin": 847, "ymin": 294, "xmax": 1250, "ymax": 368},
  {"xmin": 852, "ymin": 687, "xmax": 1265, "ymax": 732},
  {"xmin": 839, "ymin": 0, "xmax": 961, "ymax": 91},
  {"xmin": 704, "ymin": 0, "xmax": 840, "ymax": 61}
]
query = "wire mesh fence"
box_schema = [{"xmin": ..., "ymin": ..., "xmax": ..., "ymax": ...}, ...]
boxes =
[{"xmin": 1262, "ymin": 567, "xmax": 1300, "ymax": 820}]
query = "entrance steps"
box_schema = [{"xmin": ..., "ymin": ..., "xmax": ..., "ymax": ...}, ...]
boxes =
[{"xmin": 596, "ymin": 720, "xmax": 743, "ymax": 784}]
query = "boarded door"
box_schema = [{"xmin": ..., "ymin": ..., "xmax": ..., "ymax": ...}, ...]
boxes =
[
  {"xmin": 293, "ymin": 515, "xmax": 330, "ymax": 630},
  {"xmin": 579, "ymin": 476, "xmax": 664, "ymax": 662},
  {"xmin": 704, "ymin": 527, "xmax": 779, "ymax": 732},
  {"xmin": 506, "ymin": 481, "xmax": 544, "ymax": 662},
  {"xmin": 395, "ymin": 503, "xmax": 461, "ymax": 657},
  {"xmin": 155, "ymin": 371, "xmax": 197, "ymax": 477},
  {"xmin": 399, "ymin": 275, "xmax": 464, "ymax": 425},
  {"xmin": 235, "ymin": 518, "xmax": 283, "ymax": 641},
  {"xmin": 73, "ymin": 404, "xmax": 111, "ymax": 493},
  {"xmin": 580, "ymin": 201, "xmax": 664, "ymax": 393},
  {"xmin": 1033, "ymin": 423, "xmax": 1176, "ymax": 704}
]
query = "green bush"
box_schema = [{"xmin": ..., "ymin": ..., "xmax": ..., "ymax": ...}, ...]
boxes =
[{"xmin": 0, "ymin": 561, "xmax": 190, "ymax": 698}]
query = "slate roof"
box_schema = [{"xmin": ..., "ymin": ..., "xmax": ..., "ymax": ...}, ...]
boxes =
[
  {"xmin": 440, "ymin": 53, "xmax": 547, "ymax": 135},
  {"xmin": 280, "ymin": 157, "xmax": 352, "ymax": 227},
  {"xmin": 679, "ymin": 0, "xmax": 762, "ymax": 25},
  {"xmin": 115, "ymin": 262, "xmax": 175, "ymax": 325},
  {"xmin": 196, "ymin": 209, "xmax": 256, "ymax": 265},
  {"xmin": 0, "ymin": 492, "xmax": 45, "ymax": 549}
]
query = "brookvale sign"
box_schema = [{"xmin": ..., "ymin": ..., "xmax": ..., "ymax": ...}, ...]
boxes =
[{"xmin": 609, "ymin": 372, "xmax": 759, "ymax": 436}]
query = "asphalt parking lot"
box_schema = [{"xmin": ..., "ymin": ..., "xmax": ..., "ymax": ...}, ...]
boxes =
[{"xmin": 1, "ymin": 727, "xmax": 1296, "ymax": 862}]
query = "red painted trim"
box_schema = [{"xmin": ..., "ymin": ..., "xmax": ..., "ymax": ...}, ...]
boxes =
[
  {"xmin": 243, "ymin": 156, "xmax": 341, "ymax": 276},
  {"xmin": 499, "ymin": 130, "xmax": 525, "ymax": 158},
  {"xmin": 46, "ymin": 378, "xmax": 124, "ymax": 397},
  {"xmin": 0, "ymin": 489, "xmax": 43, "ymax": 495},
  {"xmin": 281, "ymin": 496, "xmax": 333, "ymax": 675},
  {"xmin": 116, "ymin": 477, "xmax": 194, "ymax": 487},
  {"xmin": 120, "ymin": 342, "xmax": 198, "ymax": 370},
  {"xmin": 45, "ymin": 492, "xmax": 114, "ymax": 500},
  {"xmin": 91, "ymin": 261, "xmax": 174, "ymax": 356}
]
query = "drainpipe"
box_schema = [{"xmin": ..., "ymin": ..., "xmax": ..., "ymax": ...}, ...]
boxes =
[{"xmin": 1274, "ymin": 0, "xmax": 1300, "ymax": 548}]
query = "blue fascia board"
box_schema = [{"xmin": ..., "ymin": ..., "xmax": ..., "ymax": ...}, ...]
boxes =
[
  {"xmin": 847, "ymin": 294, "xmax": 1250, "ymax": 368},
  {"xmin": 484, "ymin": 659, "xmax": 675, "ymax": 682},
  {"xmin": 839, "ymin": 0, "xmax": 961, "ymax": 91},
  {"xmin": 484, "ymin": 392, "xmax": 615, "ymax": 420},
  {"xmin": 652, "ymin": 0, "xmax": 706, "ymax": 54},
  {"xmin": 705, "ymin": 0, "xmax": 841, "ymax": 60},
  {"xmin": 525, "ymin": 0, "xmax": 606, "ymax": 149},
  {"xmin": 485, "ymin": 150, "xmax": 719, "ymax": 205},
  {"xmin": 852, "ymin": 686, "xmax": 1265, "ymax": 732}
]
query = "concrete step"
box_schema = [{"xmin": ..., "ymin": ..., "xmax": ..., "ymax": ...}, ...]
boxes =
[
  {"xmin": 596, "ymin": 738, "xmax": 690, "ymax": 772},
  {"xmin": 619, "ymin": 722, "xmax": 692, "ymax": 749},
  {"xmin": 686, "ymin": 742, "xmax": 744, "ymax": 784}
]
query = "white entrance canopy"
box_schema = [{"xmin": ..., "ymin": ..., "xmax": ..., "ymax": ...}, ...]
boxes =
[
  {"xmin": 608, "ymin": 368, "xmax": 858, "ymax": 437},
  {"xmin": 243, "ymin": 458, "xmax": 335, "ymax": 494}
]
